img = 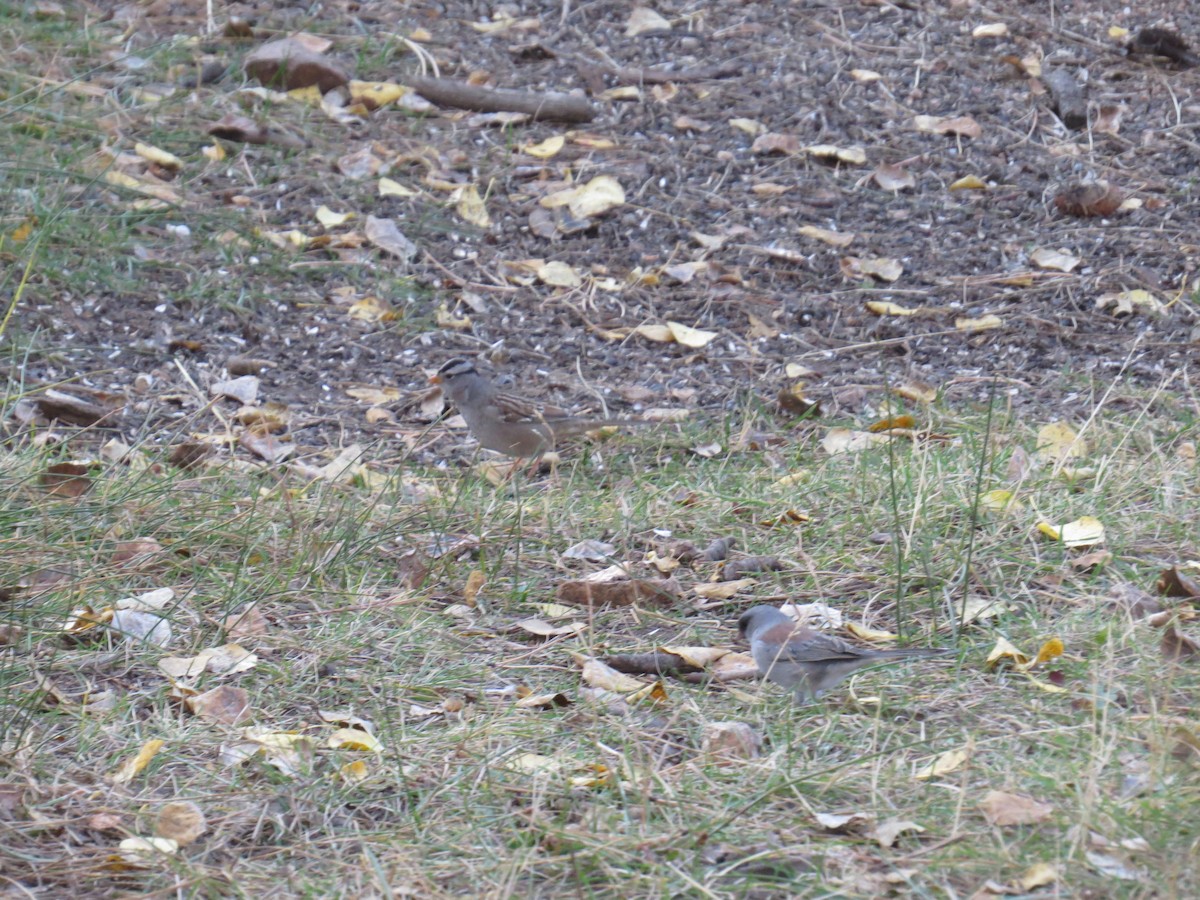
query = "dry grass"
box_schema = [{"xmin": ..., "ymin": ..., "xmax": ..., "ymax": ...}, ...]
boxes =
[{"xmin": 3, "ymin": 389, "xmax": 1198, "ymax": 898}]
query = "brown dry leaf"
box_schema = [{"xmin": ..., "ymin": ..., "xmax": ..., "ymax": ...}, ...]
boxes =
[
  {"xmin": 979, "ymin": 790, "xmax": 1053, "ymax": 826},
  {"xmin": 841, "ymin": 256, "xmax": 903, "ymax": 282},
  {"xmin": 805, "ymin": 144, "xmax": 867, "ymax": 165},
  {"xmin": 244, "ymin": 37, "xmax": 349, "ymax": 92},
  {"xmin": 111, "ymin": 739, "xmax": 165, "ymax": 784},
  {"xmin": 207, "ymin": 114, "xmax": 275, "ymax": 146},
  {"xmin": 576, "ymin": 656, "xmax": 652, "ymax": 693},
  {"xmin": 364, "ymin": 216, "xmax": 418, "ymax": 261},
  {"xmin": 556, "ymin": 577, "xmax": 682, "ymax": 608},
  {"xmin": 155, "ymin": 802, "xmax": 206, "ymax": 846},
  {"xmin": 693, "ymin": 579, "xmax": 756, "ymax": 601},
  {"xmin": 345, "ymin": 385, "xmax": 402, "ymax": 404},
  {"xmin": 701, "ymin": 722, "xmax": 761, "ymax": 761},
  {"xmin": 1156, "ymin": 565, "xmax": 1200, "ymax": 599},
  {"xmin": 750, "ymin": 132, "xmax": 800, "ymax": 155},
  {"xmin": 913, "ymin": 114, "xmax": 982, "ymax": 138},
  {"xmin": 187, "ymin": 685, "xmax": 251, "ymax": 725},
  {"xmin": 515, "ymin": 691, "xmax": 573, "ymax": 710},
  {"xmin": 517, "ymin": 618, "xmax": 587, "ymax": 638},
  {"xmin": 211, "ymin": 375, "xmax": 259, "ymax": 406},
  {"xmin": 1093, "ymin": 104, "xmax": 1125, "ymax": 135},
  {"xmin": 1000, "ymin": 52, "xmax": 1042, "ymax": 77},
  {"xmin": 239, "ymin": 429, "xmax": 293, "ymax": 464},
  {"xmin": 872, "ymin": 163, "xmax": 915, "ymax": 191},
  {"xmin": 798, "ymin": 224, "xmax": 855, "ymax": 247},
  {"xmin": 1068, "ymin": 549, "xmax": 1112, "ymax": 572},
  {"xmin": 625, "ymin": 6, "xmax": 670, "ymax": 36},
  {"xmin": 1095, "ymin": 290, "xmax": 1165, "ymax": 317},
  {"xmin": 1161, "ymin": 625, "xmax": 1198, "ymax": 660},
  {"xmin": 222, "ymin": 606, "xmax": 268, "ymax": 639},
  {"xmin": 814, "ymin": 811, "xmax": 872, "ymax": 833},
  {"xmin": 777, "ymin": 383, "xmax": 820, "ymax": 416},
  {"xmin": 111, "ymin": 538, "xmax": 165, "ymax": 567},
  {"xmin": 1030, "ymin": 247, "xmax": 1080, "ymax": 272},
  {"xmin": 1054, "ymin": 183, "xmax": 1123, "ymax": 218},
  {"xmin": 42, "ymin": 462, "xmax": 93, "ymax": 498}
]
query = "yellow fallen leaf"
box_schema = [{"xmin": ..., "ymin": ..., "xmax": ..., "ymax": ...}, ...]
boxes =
[
  {"xmin": 980, "ymin": 489, "xmax": 1021, "ymax": 513},
  {"xmin": 111, "ymin": 739, "xmax": 165, "ymax": 784},
  {"xmin": 949, "ymin": 175, "xmax": 988, "ymax": 191},
  {"xmin": 349, "ymin": 80, "xmax": 407, "ymax": 108},
  {"xmin": 846, "ymin": 622, "xmax": 898, "ymax": 642},
  {"xmin": 1037, "ymin": 421, "xmax": 1087, "ymax": 462},
  {"xmin": 866, "ymin": 300, "xmax": 919, "ymax": 316},
  {"xmin": 914, "ymin": 744, "xmax": 970, "ymax": 779},
  {"xmin": 455, "ymin": 184, "xmax": 491, "ymax": 228},
  {"xmin": 1060, "ymin": 516, "xmax": 1104, "ymax": 548},
  {"xmin": 315, "ymin": 205, "xmax": 353, "ymax": 227},
  {"xmin": 667, "ymin": 320, "xmax": 718, "ymax": 348},
  {"xmin": 986, "ymin": 636, "xmax": 1030, "ymax": 670},
  {"xmin": 536, "ymin": 260, "xmax": 581, "ymax": 287},
  {"xmin": 134, "ymin": 142, "xmax": 183, "ymax": 171},
  {"xmin": 522, "ymin": 135, "xmax": 565, "ymax": 158},
  {"xmin": 798, "ymin": 224, "xmax": 854, "ymax": 247},
  {"xmin": 328, "ymin": 728, "xmax": 382, "ymax": 752},
  {"xmin": 955, "ymin": 314, "xmax": 1002, "ymax": 331},
  {"xmin": 378, "ymin": 177, "xmax": 417, "ymax": 197}
]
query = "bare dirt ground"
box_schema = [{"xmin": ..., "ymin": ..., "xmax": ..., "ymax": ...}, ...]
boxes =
[{"xmin": 7, "ymin": 0, "xmax": 1200, "ymax": 460}]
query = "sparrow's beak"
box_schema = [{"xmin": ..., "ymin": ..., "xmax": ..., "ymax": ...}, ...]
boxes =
[{"xmin": 429, "ymin": 372, "xmax": 442, "ymax": 385}]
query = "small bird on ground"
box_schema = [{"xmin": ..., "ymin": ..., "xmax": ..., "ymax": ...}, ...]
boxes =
[
  {"xmin": 431, "ymin": 357, "xmax": 647, "ymax": 459},
  {"xmin": 737, "ymin": 605, "xmax": 954, "ymax": 703}
]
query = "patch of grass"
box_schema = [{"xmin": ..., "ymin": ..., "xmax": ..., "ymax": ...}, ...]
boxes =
[{"xmin": 2, "ymin": 389, "xmax": 1197, "ymax": 897}]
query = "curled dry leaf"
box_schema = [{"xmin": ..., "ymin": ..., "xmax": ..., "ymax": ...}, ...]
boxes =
[
  {"xmin": 155, "ymin": 802, "xmax": 206, "ymax": 846},
  {"xmin": 111, "ymin": 739, "xmax": 165, "ymax": 784},
  {"xmin": 1054, "ymin": 183, "xmax": 1123, "ymax": 218},
  {"xmin": 841, "ymin": 256, "xmax": 903, "ymax": 282},
  {"xmin": 187, "ymin": 685, "xmax": 251, "ymax": 725},
  {"xmin": 1156, "ymin": 565, "xmax": 1200, "ymax": 599},
  {"xmin": 750, "ymin": 132, "xmax": 800, "ymax": 155},
  {"xmin": 872, "ymin": 163, "xmax": 915, "ymax": 191}
]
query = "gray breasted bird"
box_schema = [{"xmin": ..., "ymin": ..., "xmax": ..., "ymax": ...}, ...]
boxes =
[{"xmin": 738, "ymin": 605, "xmax": 953, "ymax": 703}]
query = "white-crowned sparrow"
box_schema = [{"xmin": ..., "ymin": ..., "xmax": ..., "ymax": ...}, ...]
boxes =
[
  {"xmin": 738, "ymin": 605, "xmax": 954, "ymax": 703},
  {"xmin": 431, "ymin": 357, "xmax": 647, "ymax": 458}
]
